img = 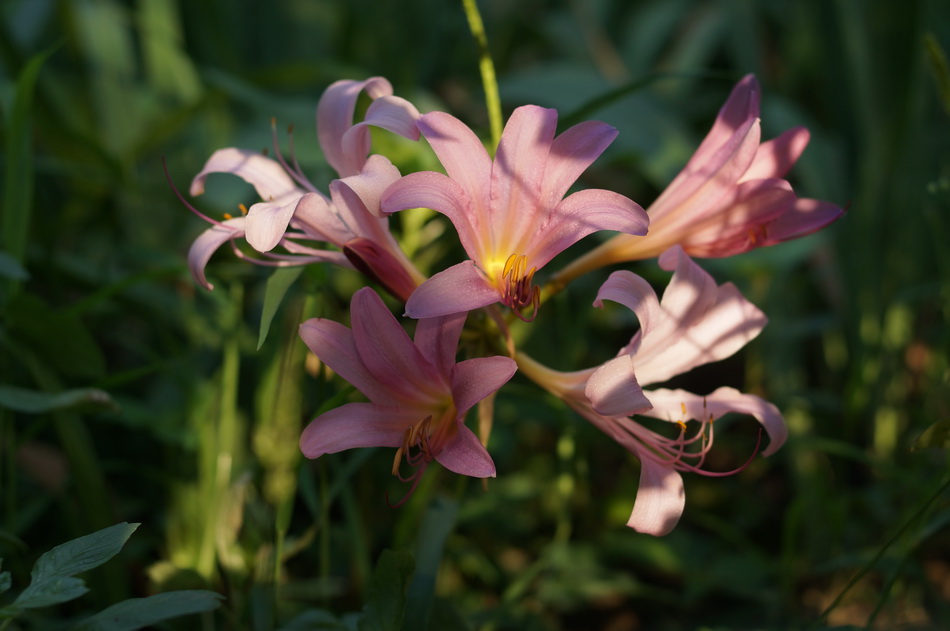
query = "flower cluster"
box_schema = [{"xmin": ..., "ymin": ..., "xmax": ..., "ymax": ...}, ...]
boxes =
[{"xmin": 181, "ymin": 74, "xmax": 841, "ymax": 535}]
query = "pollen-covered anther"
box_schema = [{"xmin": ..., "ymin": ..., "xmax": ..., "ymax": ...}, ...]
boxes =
[{"xmin": 501, "ymin": 253, "xmax": 541, "ymax": 321}]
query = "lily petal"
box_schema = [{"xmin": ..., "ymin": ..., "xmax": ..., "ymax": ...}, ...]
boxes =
[
  {"xmin": 300, "ymin": 402, "xmax": 416, "ymax": 458},
  {"xmin": 190, "ymin": 148, "xmax": 301, "ymax": 201},
  {"xmin": 404, "ymin": 261, "xmax": 500, "ymax": 318},
  {"xmin": 416, "ymin": 111, "xmax": 493, "ymax": 211},
  {"xmin": 585, "ymin": 355, "xmax": 653, "ymax": 417},
  {"xmin": 187, "ymin": 218, "xmax": 246, "ymax": 290},
  {"xmin": 414, "ymin": 312, "xmax": 467, "ymax": 376},
  {"xmin": 543, "ymin": 120, "xmax": 619, "ymax": 206},
  {"xmin": 451, "ymin": 356, "xmax": 518, "ymax": 416},
  {"xmin": 435, "ymin": 424, "xmax": 496, "ymax": 478},
  {"xmin": 764, "ymin": 197, "xmax": 844, "ymax": 243},
  {"xmin": 350, "ymin": 288, "xmax": 443, "ymax": 394},
  {"xmin": 741, "ymin": 126, "xmax": 810, "ymax": 182},
  {"xmin": 627, "ymin": 456, "xmax": 685, "ymax": 536},
  {"xmin": 533, "ymin": 189, "xmax": 648, "ymax": 267},
  {"xmin": 245, "ymin": 198, "xmax": 299, "ymax": 252}
]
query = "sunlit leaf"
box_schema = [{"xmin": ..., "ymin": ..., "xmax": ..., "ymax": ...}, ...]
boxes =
[
  {"xmin": 258, "ymin": 266, "xmax": 303, "ymax": 349},
  {"xmin": 912, "ymin": 418, "xmax": 950, "ymax": 451}
]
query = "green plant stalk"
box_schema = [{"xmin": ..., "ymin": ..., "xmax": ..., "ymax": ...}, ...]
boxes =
[
  {"xmin": 462, "ymin": 0, "xmax": 502, "ymax": 152},
  {"xmin": 812, "ymin": 473, "xmax": 950, "ymax": 628}
]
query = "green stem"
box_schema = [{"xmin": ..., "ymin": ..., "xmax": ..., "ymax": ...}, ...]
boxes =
[{"xmin": 462, "ymin": 0, "xmax": 502, "ymax": 152}]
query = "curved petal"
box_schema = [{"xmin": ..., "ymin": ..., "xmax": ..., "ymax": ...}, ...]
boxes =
[
  {"xmin": 293, "ymin": 192, "xmax": 356, "ymax": 246},
  {"xmin": 244, "ymin": 198, "xmax": 299, "ymax": 252},
  {"xmin": 627, "ymin": 455, "xmax": 685, "ymax": 536},
  {"xmin": 338, "ymin": 95, "xmax": 421, "ymax": 166},
  {"xmin": 190, "ymin": 148, "xmax": 300, "ymax": 201},
  {"xmin": 350, "ymin": 288, "xmax": 444, "ymax": 394},
  {"xmin": 686, "ymin": 74, "xmax": 760, "ymax": 169},
  {"xmin": 543, "ymin": 120, "xmax": 618, "ymax": 206},
  {"xmin": 299, "ymin": 317, "xmax": 394, "ymax": 404},
  {"xmin": 450, "ymin": 356, "xmax": 518, "ymax": 416},
  {"xmin": 532, "ymin": 189, "xmax": 648, "ymax": 267},
  {"xmin": 404, "ymin": 261, "xmax": 500, "ymax": 318},
  {"xmin": 187, "ymin": 218, "xmax": 246, "ymax": 290},
  {"xmin": 593, "ymin": 270, "xmax": 661, "ymax": 347},
  {"xmin": 381, "ymin": 171, "xmax": 481, "ymax": 260},
  {"xmin": 343, "ymin": 238, "xmax": 421, "ymax": 303},
  {"xmin": 299, "ymin": 402, "xmax": 416, "ymax": 458},
  {"xmin": 337, "ymin": 154, "xmax": 402, "ymax": 220},
  {"xmin": 416, "ymin": 111, "xmax": 492, "ymax": 213},
  {"xmin": 642, "ymin": 387, "xmax": 787, "ymax": 457},
  {"xmin": 741, "ymin": 126, "xmax": 810, "ymax": 182},
  {"xmin": 435, "ymin": 423, "xmax": 496, "ymax": 478},
  {"xmin": 585, "ymin": 355, "xmax": 652, "ymax": 417},
  {"xmin": 317, "ymin": 77, "xmax": 394, "ymax": 177}
]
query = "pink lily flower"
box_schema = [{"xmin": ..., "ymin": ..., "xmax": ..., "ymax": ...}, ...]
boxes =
[
  {"xmin": 183, "ymin": 77, "xmax": 423, "ymax": 298},
  {"xmin": 381, "ymin": 105, "xmax": 649, "ymax": 320},
  {"xmin": 552, "ymin": 75, "xmax": 843, "ymax": 284},
  {"xmin": 517, "ymin": 246, "xmax": 787, "ymax": 535},
  {"xmin": 299, "ymin": 287, "xmax": 517, "ymax": 499}
]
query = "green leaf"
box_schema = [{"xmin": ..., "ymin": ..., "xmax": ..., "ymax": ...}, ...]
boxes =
[
  {"xmin": 11, "ymin": 523, "xmax": 139, "ymax": 612},
  {"xmin": 258, "ymin": 267, "xmax": 304, "ymax": 349},
  {"xmin": 912, "ymin": 418, "xmax": 950, "ymax": 451},
  {"xmin": 32, "ymin": 522, "xmax": 137, "ymax": 580},
  {"xmin": 357, "ymin": 549, "xmax": 415, "ymax": 631},
  {"xmin": 12, "ymin": 576, "xmax": 88, "ymax": 610},
  {"xmin": 2, "ymin": 43, "xmax": 58, "ymax": 264},
  {"xmin": 70, "ymin": 590, "xmax": 223, "ymax": 631},
  {"xmin": 280, "ymin": 608, "xmax": 350, "ymax": 631},
  {"xmin": 0, "ymin": 384, "xmax": 116, "ymax": 414},
  {"xmin": 0, "ymin": 569, "xmax": 10, "ymax": 594}
]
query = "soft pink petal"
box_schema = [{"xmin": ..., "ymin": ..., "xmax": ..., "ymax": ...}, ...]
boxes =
[
  {"xmin": 299, "ymin": 317, "xmax": 394, "ymax": 404},
  {"xmin": 299, "ymin": 402, "xmax": 417, "ymax": 458},
  {"xmin": 381, "ymin": 171, "xmax": 481, "ymax": 259},
  {"xmin": 416, "ymin": 112, "xmax": 492, "ymax": 214},
  {"xmin": 350, "ymin": 288, "xmax": 444, "ymax": 395},
  {"xmin": 343, "ymin": 238, "xmax": 421, "ymax": 303},
  {"xmin": 336, "ymin": 154, "xmax": 402, "ymax": 220},
  {"xmin": 741, "ymin": 126, "xmax": 810, "ymax": 182},
  {"xmin": 585, "ymin": 355, "xmax": 653, "ymax": 417},
  {"xmin": 190, "ymin": 148, "xmax": 301, "ymax": 201},
  {"xmin": 244, "ymin": 198, "xmax": 299, "ymax": 252},
  {"xmin": 491, "ymin": 105, "xmax": 558, "ymax": 241},
  {"xmin": 187, "ymin": 217, "xmax": 246, "ymax": 290},
  {"xmin": 764, "ymin": 198, "xmax": 844, "ymax": 243},
  {"xmin": 593, "ymin": 270, "xmax": 661, "ymax": 348},
  {"xmin": 642, "ymin": 387, "xmax": 787, "ymax": 457},
  {"xmin": 542, "ymin": 120, "xmax": 619, "ymax": 206},
  {"xmin": 649, "ymin": 117, "xmax": 761, "ymax": 227},
  {"xmin": 404, "ymin": 261, "xmax": 500, "ymax": 318},
  {"xmin": 435, "ymin": 424, "xmax": 496, "ymax": 478},
  {"xmin": 337, "ymin": 96, "xmax": 422, "ymax": 179},
  {"xmin": 414, "ymin": 312, "xmax": 467, "ymax": 375},
  {"xmin": 531, "ymin": 189, "xmax": 648, "ymax": 267},
  {"xmin": 292, "ymin": 192, "xmax": 357, "ymax": 246},
  {"xmin": 686, "ymin": 74, "xmax": 760, "ymax": 169},
  {"xmin": 450, "ymin": 356, "xmax": 518, "ymax": 416},
  {"xmin": 317, "ymin": 77, "xmax": 394, "ymax": 177},
  {"xmin": 626, "ymin": 455, "xmax": 685, "ymax": 536}
]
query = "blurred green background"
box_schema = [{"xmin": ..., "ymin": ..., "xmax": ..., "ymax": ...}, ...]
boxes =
[{"xmin": 1, "ymin": 0, "xmax": 948, "ymax": 629}]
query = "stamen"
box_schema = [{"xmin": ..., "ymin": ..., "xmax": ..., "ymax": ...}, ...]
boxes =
[
  {"xmin": 500, "ymin": 254, "xmax": 541, "ymax": 321},
  {"xmin": 238, "ymin": 203, "xmax": 248, "ymax": 215},
  {"xmin": 162, "ymin": 157, "xmax": 229, "ymax": 227}
]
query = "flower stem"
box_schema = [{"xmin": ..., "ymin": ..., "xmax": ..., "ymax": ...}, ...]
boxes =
[{"xmin": 462, "ymin": 0, "xmax": 502, "ymax": 152}]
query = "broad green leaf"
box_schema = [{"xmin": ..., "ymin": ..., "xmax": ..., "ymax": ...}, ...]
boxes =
[
  {"xmin": 357, "ymin": 549, "xmax": 415, "ymax": 631},
  {"xmin": 912, "ymin": 418, "xmax": 950, "ymax": 451},
  {"xmin": 280, "ymin": 608, "xmax": 350, "ymax": 631},
  {"xmin": 30, "ymin": 523, "xmax": 138, "ymax": 582},
  {"xmin": 70, "ymin": 590, "xmax": 223, "ymax": 631},
  {"xmin": 12, "ymin": 576, "xmax": 88, "ymax": 610},
  {"xmin": 258, "ymin": 266, "xmax": 303, "ymax": 349},
  {"xmin": 0, "ymin": 568, "xmax": 10, "ymax": 594},
  {"xmin": 0, "ymin": 384, "xmax": 116, "ymax": 414},
  {"xmin": 405, "ymin": 497, "xmax": 457, "ymax": 631}
]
